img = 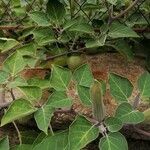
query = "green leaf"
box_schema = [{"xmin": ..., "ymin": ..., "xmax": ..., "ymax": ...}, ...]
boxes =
[
  {"xmin": 69, "ymin": 116, "xmax": 99, "ymax": 150},
  {"xmin": 138, "ymin": 72, "xmax": 150, "ymax": 98},
  {"xmin": 11, "ymin": 144, "xmax": 32, "ymax": 150},
  {"xmin": 114, "ymin": 40, "xmax": 134, "ymax": 60},
  {"xmin": 109, "ymin": 73, "xmax": 133, "ymax": 102},
  {"xmin": 23, "ymin": 57, "xmax": 38, "ymax": 68},
  {"xmin": 0, "ymin": 136, "xmax": 9, "ymax": 150},
  {"xmin": 50, "ymin": 65, "xmax": 72, "ymax": 91},
  {"xmin": 107, "ymin": 0, "xmax": 117, "ymax": 5},
  {"xmin": 99, "ymin": 132, "xmax": 128, "ymax": 150},
  {"xmin": 86, "ymin": 35, "xmax": 107, "ymax": 48},
  {"xmin": 32, "ymin": 28, "xmax": 56, "ymax": 46},
  {"xmin": 46, "ymin": 0, "xmax": 66, "ymax": 23},
  {"xmin": 27, "ymin": 78, "xmax": 51, "ymax": 89},
  {"xmin": 34, "ymin": 106, "xmax": 54, "ymax": 134},
  {"xmin": 3, "ymin": 51, "xmax": 26, "ymax": 76},
  {"xmin": 1, "ymin": 99, "xmax": 37, "ymax": 126},
  {"xmin": 115, "ymin": 102, "xmax": 144, "ymax": 124},
  {"xmin": 17, "ymin": 43, "xmax": 37, "ymax": 56},
  {"xmin": 7, "ymin": 77, "xmax": 28, "ymax": 88},
  {"xmin": 18, "ymin": 86, "xmax": 42, "ymax": 103},
  {"xmin": 77, "ymin": 85, "xmax": 92, "ymax": 106},
  {"xmin": 104, "ymin": 117, "xmax": 123, "ymax": 132},
  {"xmin": 47, "ymin": 91, "xmax": 72, "ymax": 108},
  {"xmin": 73, "ymin": 64, "xmax": 94, "ymax": 87},
  {"xmin": 0, "ymin": 38, "xmax": 19, "ymax": 53},
  {"xmin": 109, "ymin": 22, "xmax": 139, "ymax": 38},
  {"xmin": 0, "ymin": 70, "xmax": 9, "ymax": 84},
  {"xmin": 29, "ymin": 11, "xmax": 50, "ymax": 26},
  {"xmin": 33, "ymin": 131, "xmax": 69, "ymax": 150}
]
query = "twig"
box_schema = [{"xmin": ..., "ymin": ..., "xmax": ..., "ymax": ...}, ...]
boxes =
[
  {"xmin": 133, "ymin": 93, "xmax": 141, "ymax": 109},
  {"xmin": 10, "ymin": 89, "xmax": 15, "ymax": 101},
  {"xmin": 133, "ymin": 126, "xmax": 150, "ymax": 137}
]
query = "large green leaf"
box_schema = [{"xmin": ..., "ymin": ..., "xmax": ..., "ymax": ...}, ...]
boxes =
[
  {"xmin": 73, "ymin": 64, "xmax": 94, "ymax": 87},
  {"xmin": 1, "ymin": 99, "xmax": 37, "ymax": 126},
  {"xmin": 17, "ymin": 43, "xmax": 37, "ymax": 56},
  {"xmin": 3, "ymin": 51, "xmax": 26, "ymax": 76},
  {"xmin": 77, "ymin": 85, "xmax": 92, "ymax": 106},
  {"xmin": 108, "ymin": 22, "xmax": 139, "ymax": 38},
  {"xmin": 0, "ymin": 136, "xmax": 9, "ymax": 150},
  {"xmin": 29, "ymin": 11, "xmax": 50, "ymax": 26},
  {"xmin": 0, "ymin": 70, "xmax": 9, "ymax": 84},
  {"xmin": 11, "ymin": 144, "xmax": 32, "ymax": 150},
  {"xmin": 109, "ymin": 73, "xmax": 133, "ymax": 102},
  {"xmin": 99, "ymin": 132, "xmax": 128, "ymax": 150},
  {"xmin": 0, "ymin": 38, "xmax": 19, "ymax": 53},
  {"xmin": 138, "ymin": 72, "xmax": 150, "ymax": 98},
  {"xmin": 32, "ymin": 28, "xmax": 56, "ymax": 46},
  {"xmin": 46, "ymin": 0, "xmax": 66, "ymax": 23},
  {"xmin": 104, "ymin": 117, "xmax": 123, "ymax": 132},
  {"xmin": 33, "ymin": 131, "xmax": 69, "ymax": 150},
  {"xmin": 68, "ymin": 116, "xmax": 99, "ymax": 150},
  {"xmin": 47, "ymin": 91, "xmax": 72, "ymax": 108},
  {"xmin": 34, "ymin": 106, "xmax": 54, "ymax": 134},
  {"xmin": 18, "ymin": 86, "xmax": 42, "ymax": 103},
  {"xmin": 114, "ymin": 40, "xmax": 134, "ymax": 60},
  {"xmin": 115, "ymin": 102, "xmax": 144, "ymax": 124},
  {"xmin": 50, "ymin": 65, "xmax": 72, "ymax": 91}
]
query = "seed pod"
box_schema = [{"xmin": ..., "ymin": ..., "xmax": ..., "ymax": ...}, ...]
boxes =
[{"xmin": 90, "ymin": 80, "xmax": 106, "ymax": 122}]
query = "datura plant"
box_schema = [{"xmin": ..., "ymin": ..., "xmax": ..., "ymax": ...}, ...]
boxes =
[{"xmin": 0, "ymin": 0, "xmax": 149, "ymax": 149}]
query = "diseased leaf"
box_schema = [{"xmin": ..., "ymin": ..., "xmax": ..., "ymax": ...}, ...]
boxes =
[
  {"xmin": 34, "ymin": 106, "xmax": 54, "ymax": 134},
  {"xmin": 1, "ymin": 99, "xmax": 37, "ymax": 126},
  {"xmin": 3, "ymin": 51, "xmax": 26, "ymax": 76},
  {"xmin": 104, "ymin": 117, "xmax": 123, "ymax": 132},
  {"xmin": 47, "ymin": 91, "xmax": 72, "ymax": 108},
  {"xmin": 138, "ymin": 72, "xmax": 150, "ymax": 98},
  {"xmin": 73, "ymin": 64, "xmax": 94, "ymax": 88},
  {"xmin": 99, "ymin": 132, "xmax": 128, "ymax": 150},
  {"xmin": 69, "ymin": 116, "xmax": 99, "ymax": 150},
  {"xmin": 0, "ymin": 136, "xmax": 9, "ymax": 150},
  {"xmin": 115, "ymin": 102, "xmax": 144, "ymax": 124},
  {"xmin": 50, "ymin": 65, "xmax": 72, "ymax": 91},
  {"xmin": 109, "ymin": 73, "xmax": 133, "ymax": 102}
]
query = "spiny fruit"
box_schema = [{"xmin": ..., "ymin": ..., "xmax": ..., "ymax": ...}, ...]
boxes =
[{"xmin": 67, "ymin": 55, "xmax": 85, "ymax": 70}]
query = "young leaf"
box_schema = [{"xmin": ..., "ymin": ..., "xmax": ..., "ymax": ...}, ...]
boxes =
[
  {"xmin": 47, "ymin": 91, "xmax": 72, "ymax": 108},
  {"xmin": 29, "ymin": 11, "xmax": 50, "ymax": 26},
  {"xmin": 77, "ymin": 85, "xmax": 92, "ymax": 106},
  {"xmin": 0, "ymin": 70, "xmax": 9, "ymax": 84},
  {"xmin": 46, "ymin": 0, "xmax": 66, "ymax": 23},
  {"xmin": 0, "ymin": 136, "xmax": 9, "ymax": 150},
  {"xmin": 18, "ymin": 86, "xmax": 42, "ymax": 103},
  {"xmin": 3, "ymin": 51, "xmax": 26, "ymax": 76},
  {"xmin": 99, "ymin": 132, "xmax": 128, "ymax": 150},
  {"xmin": 73, "ymin": 64, "xmax": 94, "ymax": 87},
  {"xmin": 90, "ymin": 80, "xmax": 106, "ymax": 122},
  {"xmin": 108, "ymin": 22, "xmax": 139, "ymax": 38},
  {"xmin": 33, "ymin": 131, "xmax": 69, "ymax": 150},
  {"xmin": 138, "ymin": 72, "xmax": 150, "ymax": 98},
  {"xmin": 50, "ymin": 65, "xmax": 72, "ymax": 91},
  {"xmin": 115, "ymin": 102, "xmax": 144, "ymax": 124},
  {"xmin": 1, "ymin": 99, "xmax": 37, "ymax": 126},
  {"xmin": 104, "ymin": 117, "xmax": 123, "ymax": 132},
  {"xmin": 68, "ymin": 116, "xmax": 99, "ymax": 150},
  {"xmin": 0, "ymin": 38, "xmax": 19, "ymax": 53},
  {"xmin": 34, "ymin": 106, "xmax": 54, "ymax": 134},
  {"xmin": 109, "ymin": 73, "xmax": 133, "ymax": 102}
]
